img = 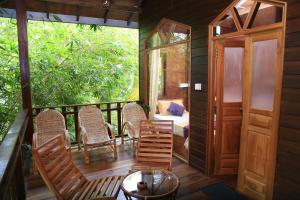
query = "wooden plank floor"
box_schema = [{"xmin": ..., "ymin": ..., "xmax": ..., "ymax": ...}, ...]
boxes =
[{"xmin": 26, "ymin": 139, "xmax": 220, "ymax": 200}]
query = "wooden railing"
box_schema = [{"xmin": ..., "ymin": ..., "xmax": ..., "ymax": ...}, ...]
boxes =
[
  {"xmin": 0, "ymin": 110, "xmax": 29, "ymax": 200},
  {"xmin": 32, "ymin": 100, "xmax": 140, "ymax": 147}
]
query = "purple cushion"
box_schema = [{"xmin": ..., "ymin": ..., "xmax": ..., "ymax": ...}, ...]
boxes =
[{"xmin": 167, "ymin": 102, "xmax": 185, "ymax": 116}]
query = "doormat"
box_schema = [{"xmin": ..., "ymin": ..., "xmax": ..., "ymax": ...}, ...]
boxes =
[{"xmin": 201, "ymin": 182, "xmax": 248, "ymax": 200}]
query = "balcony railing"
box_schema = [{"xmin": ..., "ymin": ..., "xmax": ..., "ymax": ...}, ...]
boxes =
[
  {"xmin": 0, "ymin": 110, "xmax": 29, "ymax": 200},
  {"xmin": 32, "ymin": 100, "xmax": 140, "ymax": 148}
]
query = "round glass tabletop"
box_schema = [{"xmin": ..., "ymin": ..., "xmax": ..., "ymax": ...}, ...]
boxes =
[{"xmin": 121, "ymin": 169, "xmax": 179, "ymax": 199}]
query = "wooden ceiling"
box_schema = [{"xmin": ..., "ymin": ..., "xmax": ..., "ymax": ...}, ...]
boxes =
[{"xmin": 0, "ymin": 0, "xmax": 143, "ymax": 27}]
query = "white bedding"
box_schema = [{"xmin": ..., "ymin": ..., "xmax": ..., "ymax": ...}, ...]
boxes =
[{"xmin": 154, "ymin": 112, "xmax": 189, "ymax": 137}]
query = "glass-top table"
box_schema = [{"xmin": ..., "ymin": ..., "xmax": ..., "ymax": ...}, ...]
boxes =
[{"xmin": 121, "ymin": 169, "xmax": 180, "ymax": 200}]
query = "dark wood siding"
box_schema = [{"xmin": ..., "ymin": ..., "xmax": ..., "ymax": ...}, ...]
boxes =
[
  {"xmin": 139, "ymin": 0, "xmax": 232, "ymax": 172},
  {"xmin": 140, "ymin": 0, "xmax": 300, "ymax": 197},
  {"xmin": 274, "ymin": 0, "xmax": 300, "ymax": 199}
]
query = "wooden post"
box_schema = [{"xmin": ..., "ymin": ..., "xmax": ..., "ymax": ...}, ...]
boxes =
[
  {"xmin": 74, "ymin": 106, "xmax": 80, "ymax": 150},
  {"xmin": 16, "ymin": 0, "xmax": 34, "ymax": 144},
  {"xmin": 117, "ymin": 103, "xmax": 122, "ymax": 137}
]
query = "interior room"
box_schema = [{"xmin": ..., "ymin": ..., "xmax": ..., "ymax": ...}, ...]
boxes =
[{"xmin": 145, "ymin": 19, "xmax": 191, "ymax": 162}]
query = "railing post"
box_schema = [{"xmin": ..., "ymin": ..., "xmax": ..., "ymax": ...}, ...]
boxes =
[
  {"xmin": 62, "ymin": 107, "xmax": 67, "ymax": 129},
  {"xmin": 15, "ymin": 153, "xmax": 26, "ymax": 199},
  {"xmin": 117, "ymin": 103, "xmax": 122, "ymax": 137},
  {"xmin": 107, "ymin": 103, "xmax": 111, "ymax": 124},
  {"xmin": 16, "ymin": 0, "xmax": 34, "ymax": 144},
  {"xmin": 74, "ymin": 106, "xmax": 80, "ymax": 150}
]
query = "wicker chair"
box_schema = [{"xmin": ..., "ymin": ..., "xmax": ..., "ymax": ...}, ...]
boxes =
[
  {"xmin": 132, "ymin": 120, "xmax": 174, "ymax": 171},
  {"xmin": 121, "ymin": 102, "xmax": 147, "ymax": 145},
  {"xmin": 33, "ymin": 135, "xmax": 123, "ymax": 200},
  {"xmin": 32, "ymin": 109, "xmax": 71, "ymax": 174},
  {"xmin": 78, "ymin": 106, "xmax": 117, "ymax": 164},
  {"xmin": 33, "ymin": 109, "xmax": 71, "ymax": 148}
]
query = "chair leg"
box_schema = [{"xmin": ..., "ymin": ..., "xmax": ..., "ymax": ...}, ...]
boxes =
[
  {"xmin": 84, "ymin": 145, "xmax": 89, "ymax": 164},
  {"xmin": 32, "ymin": 159, "xmax": 38, "ymax": 175},
  {"xmin": 132, "ymin": 138, "xmax": 135, "ymax": 149},
  {"xmin": 68, "ymin": 148, "xmax": 73, "ymax": 159},
  {"xmin": 113, "ymin": 139, "xmax": 118, "ymax": 159},
  {"xmin": 121, "ymin": 130, "xmax": 124, "ymax": 145}
]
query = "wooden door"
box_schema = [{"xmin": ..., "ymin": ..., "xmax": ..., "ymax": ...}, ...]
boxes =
[
  {"xmin": 214, "ymin": 40, "xmax": 244, "ymax": 175},
  {"xmin": 237, "ymin": 30, "xmax": 283, "ymax": 200}
]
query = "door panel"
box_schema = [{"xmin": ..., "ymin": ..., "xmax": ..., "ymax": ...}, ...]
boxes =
[
  {"xmin": 214, "ymin": 41, "xmax": 244, "ymax": 175},
  {"xmin": 237, "ymin": 30, "xmax": 283, "ymax": 200}
]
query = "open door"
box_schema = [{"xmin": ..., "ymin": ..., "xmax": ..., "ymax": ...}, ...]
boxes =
[
  {"xmin": 214, "ymin": 40, "xmax": 244, "ymax": 175},
  {"xmin": 237, "ymin": 30, "xmax": 283, "ymax": 200}
]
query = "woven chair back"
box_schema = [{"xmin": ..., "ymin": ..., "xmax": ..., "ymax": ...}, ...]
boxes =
[
  {"xmin": 122, "ymin": 103, "xmax": 147, "ymax": 137},
  {"xmin": 78, "ymin": 106, "xmax": 110, "ymax": 140},
  {"xmin": 36, "ymin": 110, "xmax": 66, "ymax": 146}
]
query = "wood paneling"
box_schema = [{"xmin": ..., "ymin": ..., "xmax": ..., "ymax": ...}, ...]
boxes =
[
  {"xmin": 140, "ymin": 0, "xmax": 300, "ymax": 198},
  {"xmin": 139, "ymin": 0, "xmax": 232, "ymax": 173},
  {"xmin": 1, "ymin": 0, "xmax": 139, "ymax": 23},
  {"xmin": 274, "ymin": 0, "xmax": 300, "ymax": 199}
]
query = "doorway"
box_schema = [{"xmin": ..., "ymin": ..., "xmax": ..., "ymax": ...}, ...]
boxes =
[
  {"xmin": 207, "ymin": 0, "xmax": 286, "ymax": 199},
  {"xmin": 144, "ymin": 18, "xmax": 191, "ymax": 163}
]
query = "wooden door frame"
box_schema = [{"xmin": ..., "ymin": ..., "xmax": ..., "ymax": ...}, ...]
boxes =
[
  {"xmin": 237, "ymin": 29, "xmax": 284, "ymax": 200},
  {"xmin": 214, "ymin": 40, "xmax": 244, "ymax": 175},
  {"xmin": 206, "ymin": 0, "xmax": 287, "ymax": 176},
  {"xmin": 143, "ymin": 18, "xmax": 192, "ymax": 163}
]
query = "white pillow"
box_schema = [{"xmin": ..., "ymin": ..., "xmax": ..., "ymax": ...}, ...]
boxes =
[{"xmin": 157, "ymin": 99, "xmax": 184, "ymax": 116}]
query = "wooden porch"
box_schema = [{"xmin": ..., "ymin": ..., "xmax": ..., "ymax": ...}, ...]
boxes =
[{"xmin": 27, "ymin": 139, "xmax": 220, "ymax": 200}]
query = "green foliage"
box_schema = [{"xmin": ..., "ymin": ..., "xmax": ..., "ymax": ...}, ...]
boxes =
[
  {"xmin": 0, "ymin": 18, "xmax": 139, "ymax": 141},
  {"xmin": 0, "ymin": 18, "xmax": 21, "ymax": 140},
  {"xmin": 28, "ymin": 20, "xmax": 139, "ymax": 106}
]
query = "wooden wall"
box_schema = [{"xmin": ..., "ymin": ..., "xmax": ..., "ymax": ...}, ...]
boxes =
[
  {"xmin": 160, "ymin": 44, "xmax": 189, "ymax": 108},
  {"xmin": 273, "ymin": 0, "xmax": 300, "ymax": 199},
  {"xmin": 139, "ymin": 0, "xmax": 300, "ymax": 198},
  {"xmin": 139, "ymin": 0, "xmax": 232, "ymax": 172}
]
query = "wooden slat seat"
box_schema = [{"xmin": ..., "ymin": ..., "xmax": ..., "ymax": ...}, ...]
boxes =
[
  {"xmin": 132, "ymin": 120, "xmax": 174, "ymax": 171},
  {"xmin": 33, "ymin": 135, "xmax": 123, "ymax": 200}
]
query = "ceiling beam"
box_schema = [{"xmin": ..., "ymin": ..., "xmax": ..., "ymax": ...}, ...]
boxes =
[
  {"xmin": 103, "ymin": 9, "xmax": 109, "ymax": 23},
  {"xmin": 127, "ymin": 13, "xmax": 133, "ymax": 26},
  {"xmin": 39, "ymin": 0, "xmax": 141, "ymax": 14},
  {"xmin": 127, "ymin": 0, "xmax": 143, "ymax": 26}
]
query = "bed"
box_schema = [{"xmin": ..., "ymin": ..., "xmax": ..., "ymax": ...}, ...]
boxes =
[
  {"xmin": 154, "ymin": 112, "xmax": 189, "ymax": 161},
  {"xmin": 154, "ymin": 112, "xmax": 189, "ymax": 138}
]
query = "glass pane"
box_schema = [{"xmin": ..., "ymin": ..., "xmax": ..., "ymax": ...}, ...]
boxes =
[
  {"xmin": 169, "ymin": 25, "xmax": 190, "ymax": 43},
  {"xmin": 158, "ymin": 21, "xmax": 190, "ymax": 45},
  {"xmin": 158, "ymin": 20, "xmax": 174, "ymax": 45},
  {"xmin": 223, "ymin": 47, "xmax": 244, "ymax": 102},
  {"xmin": 214, "ymin": 11, "xmax": 238, "ymax": 36},
  {"xmin": 147, "ymin": 32, "xmax": 162, "ymax": 48},
  {"xmin": 234, "ymin": 0, "xmax": 255, "ymax": 27},
  {"xmin": 252, "ymin": 3, "xmax": 283, "ymax": 28},
  {"xmin": 250, "ymin": 39, "xmax": 277, "ymax": 111}
]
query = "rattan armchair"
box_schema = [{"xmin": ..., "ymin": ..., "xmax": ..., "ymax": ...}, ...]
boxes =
[
  {"xmin": 32, "ymin": 109, "xmax": 71, "ymax": 174},
  {"xmin": 33, "ymin": 109, "xmax": 71, "ymax": 148},
  {"xmin": 121, "ymin": 102, "xmax": 147, "ymax": 145},
  {"xmin": 33, "ymin": 135, "xmax": 123, "ymax": 200},
  {"xmin": 78, "ymin": 106, "xmax": 117, "ymax": 164}
]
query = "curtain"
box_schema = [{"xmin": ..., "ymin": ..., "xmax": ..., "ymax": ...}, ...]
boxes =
[{"xmin": 149, "ymin": 49, "xmax": 161, "ymax": 119}]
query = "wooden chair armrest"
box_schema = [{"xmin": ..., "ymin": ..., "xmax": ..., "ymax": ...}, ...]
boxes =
[
  {"xmin": 123, "ymin": 121, "xmax": 136, "ymax": 138},
  {"xmin": 33, "ymin": 132, "xmax": 38, "ymax": 149},
  {"xmin": 80, "ymin": 126, "xmax": 88, "ymax": 144},
  {"xmin": 105, "ymin": 122, "xmax": 116, "ymax": 139}
]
